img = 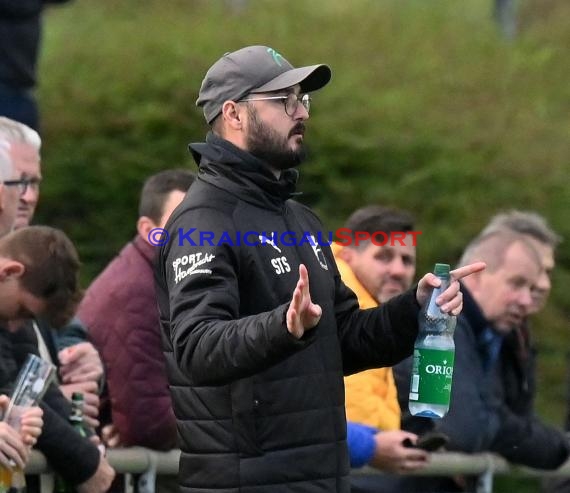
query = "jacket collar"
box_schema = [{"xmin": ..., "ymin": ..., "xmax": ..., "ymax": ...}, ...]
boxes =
[
  {"xmin": 189, "ymin": 132, "xmax": 299, "ymax": 210},
  {"xmin": 460, "ymin": 283, "xmax": 491, "ymax": 337},
  {"xmin": 132, "ymin": 234, "xmax": 156, "ymax": 264},
  {"xmin": 460, "ymin": 283, "xmax": 505, "ymax": 369}
]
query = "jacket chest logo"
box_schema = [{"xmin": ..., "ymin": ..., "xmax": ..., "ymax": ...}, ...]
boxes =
[
  {"xmin": 258, "ymin": 233, "xmax": 328, "ymax": 274},
  {"xmin": 308, "ymin": 234, "xmax": 328, "ymax": 271},
  {"xmin": 259, "ymin": 234, "xmax": 282, "ymax": 253},
  {"xmin": 271, "ymin": 256, "xmax": 291, "ymax": 275}
]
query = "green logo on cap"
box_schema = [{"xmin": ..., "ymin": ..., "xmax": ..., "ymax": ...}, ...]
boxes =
[{"xmin": 267, "ymin": 48, "xmax": 284, "ymax": 67}]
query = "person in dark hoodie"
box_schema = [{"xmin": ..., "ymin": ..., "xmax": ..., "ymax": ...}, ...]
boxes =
[{"xmin": 155, "ymin": 45, "xmax": 484, "ymax": 493}]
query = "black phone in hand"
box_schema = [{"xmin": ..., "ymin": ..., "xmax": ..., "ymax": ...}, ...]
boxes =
[{"xmin": 403, "ymin": 431, "xmax": 450, "ymax": 451}]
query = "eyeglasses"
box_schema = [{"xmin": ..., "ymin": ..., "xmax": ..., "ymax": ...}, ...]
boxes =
[
  {"xmin": 238, "ymin": 93, "xmax": 311, "ymax": 116},
  {"xmin": 2, "ymin": 177, "xmax": 41, "ymax": 195}
]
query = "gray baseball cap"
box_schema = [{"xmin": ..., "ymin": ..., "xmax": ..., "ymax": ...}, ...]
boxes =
[{"xmin": 196, "ymin": 45, "xmax": 332, "ymax": 124}]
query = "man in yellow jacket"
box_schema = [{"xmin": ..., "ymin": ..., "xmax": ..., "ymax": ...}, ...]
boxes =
[{"xmin": 333, "ymin": 205, "xmax": 428, "ymax": 491}]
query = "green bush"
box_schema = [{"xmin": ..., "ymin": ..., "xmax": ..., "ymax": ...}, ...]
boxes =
[{"xmin": 38, "ymin": 0, "xmax": 569, "ymax": 458}]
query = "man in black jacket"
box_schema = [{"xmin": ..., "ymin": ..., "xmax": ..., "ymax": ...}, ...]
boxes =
[
  {"xmin": 155, "ymin": 45, "xmax": 483, "ymax": 493},
  {"xmin": 480, "ymin": 210, "xmax": 561, "ymax": 420},
  {"xmin": 479, "ymin": 211, "xmax": 570, "ymax": 493},
  {"xmin": 394, "ymin": 229, "xmax": 569, "ymax": 492}
]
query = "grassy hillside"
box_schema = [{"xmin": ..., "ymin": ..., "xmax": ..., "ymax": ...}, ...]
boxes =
[{"xmin": 37, "ymin": 1, "xmax": 569, "ymax": 488}]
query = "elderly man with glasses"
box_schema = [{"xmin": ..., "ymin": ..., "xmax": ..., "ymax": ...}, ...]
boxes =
[
  {"xmin": 0, "ymin": 117, "xmax": 42, "ymax": 230},
  {"xmin": 0, "ymin": 117, "xmax": 36, "ymax": 236},
  {"xmin": 0, "ymin": 116, "xmax": 115, "ymax": 492}
]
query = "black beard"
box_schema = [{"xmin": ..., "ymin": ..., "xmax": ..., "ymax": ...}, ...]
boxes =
[{"xmin": 246, "ymin": 107, "xmax": 306, "ymax": 171}]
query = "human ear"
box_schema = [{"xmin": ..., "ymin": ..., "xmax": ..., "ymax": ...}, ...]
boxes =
[
  {"xmin": 0, "ymin": 260, "xmax": 25, "ymax": 281},
  {"xmin": 337, "ymin": 247, "xmax": 354, "ymax": 264},
  {"xmin": 221, "ymin": 101, "xmax": 243, "ymax": 130},
  {"xmin": 137, "ymin": 216, "xmax": 157, "ymax": 245}
]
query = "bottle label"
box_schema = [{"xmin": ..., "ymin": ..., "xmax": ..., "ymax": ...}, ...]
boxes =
[{"xmin": 409, "ymin": 348, "xmax": 455, "ymax": 405}]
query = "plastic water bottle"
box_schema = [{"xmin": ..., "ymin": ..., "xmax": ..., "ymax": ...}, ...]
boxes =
[{"xmin": 409, "ymin": 263, "xmax": 457, "ymax": 418}]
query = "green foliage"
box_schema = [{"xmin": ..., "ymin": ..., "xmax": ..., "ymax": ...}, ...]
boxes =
[{"xmin": 37, "ymin": 0, "xmax": 569, "ymax": 474}]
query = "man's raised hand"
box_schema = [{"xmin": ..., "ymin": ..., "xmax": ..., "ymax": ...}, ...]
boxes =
[{"xmin": 286, "ymin": 264, "xmax": 322, "ymax": 339}]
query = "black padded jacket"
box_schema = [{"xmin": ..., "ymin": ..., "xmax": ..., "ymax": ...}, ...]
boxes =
[{"xmin": 156, "ymin": 133, "xmax": 421, "ymax": 493}]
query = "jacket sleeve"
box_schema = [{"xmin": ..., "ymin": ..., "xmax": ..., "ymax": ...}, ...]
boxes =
[
  {"xmin": 51, "ymin": 317, "xmax": 89, "ymax": 352},
  {"xmin": 108, "ymin": 308, "xmax": 177, "ymax": 449},
  {"xmin": 490, "ymin": 331, "xmax": 569, "ymax": 468},
  {"xmin": 333, "ymin": 274, "xmax": 421, "ymax": 375},
  {"xmin": 447, "ymin": 320, "xmax": 569, "ymax": 468},
  {"xmin": 489, "ymin": 403, "xmax": 570, "ymax": 469},
  {"xmin": 347, "ymin": 422, "xmax": 378, "ymax": 468},
  {"xmin": 37, "ymin": 390, "xmax": 100, "ymax": 484},
  {"xmin": 162, "ymin": 208, "xmax": 315, "ymax": 386}
]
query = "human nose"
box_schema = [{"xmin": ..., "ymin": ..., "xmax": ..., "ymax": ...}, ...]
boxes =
[
  {"xmin": 294, "ymin": 101, "xmax": 309, "ymax": 121},
  {"xmin": 519, "ymin": 287, "xmax": 534, "ymax": 308},
  {"xmin": 535, "ymin": 271, "xmax": 551, "ymax": 294},
  {"xmin": 20, "ymin": 183, "xmax": 38, "ymax": 203},
  {"xmin": 388, "ymin": 257, "xmax": 407, "ymax": 277}
]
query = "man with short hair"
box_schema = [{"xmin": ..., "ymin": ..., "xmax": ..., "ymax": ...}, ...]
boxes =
[
  {"xmin": 0, "ymin": 225, "xmax": 115, "ymax": 492},
  {"xmin": 480, "ymin": 210, "xmax": 569, "ymax": 493},
  {"xmin": 336, "ymin": 206, "xmax": 417, "ymax": 308},
  {"xmin": 481, "ymin": 209, "xmax": 560, "ymax": 314},
  {"xmin": 333, "ymin": 206, "xmax": 428, "ymax": 491},
  {"xmin": 156, "ymin": 45, "xmax": 482, "ymax": 493},
  {"xmin": 0, "ymin": 225, "xmax": 80, "ymax": 327},
  {"xmin": 394, "ymin": 230, "xmax": 569, "ymax": 492},
  {"xmin": 480, "ymin": 210, "xmax": 564, "ymax": 423},
  {"xmin": 79, "ymin": 168, "xmax": 194, "ymax": 492},
  {"xmin": 480, "ymin": 210, "xmax": 561, "ymax": 418},
  {"xmin": 79, "ymin": 169, "xmax": 195, "ymax": 452}
]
